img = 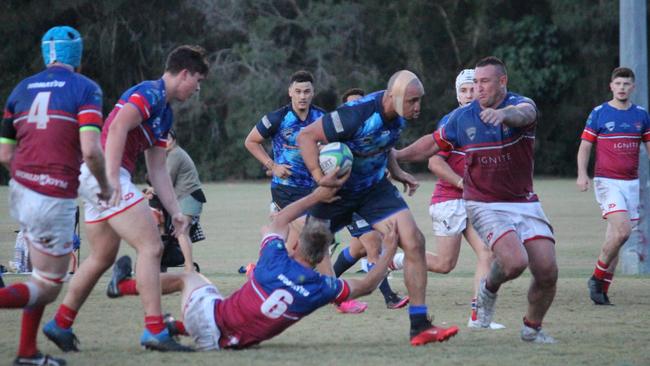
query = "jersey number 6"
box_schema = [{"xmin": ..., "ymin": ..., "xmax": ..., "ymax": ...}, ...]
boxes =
[{"xmin": 260, "ymin": 289, "xmax": 294, "ymax": 319}]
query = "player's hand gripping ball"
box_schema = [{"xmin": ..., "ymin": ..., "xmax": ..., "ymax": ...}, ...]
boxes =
[{"xmin": 319, "ymin": 142, "xmax": 353, "ymax": 177}]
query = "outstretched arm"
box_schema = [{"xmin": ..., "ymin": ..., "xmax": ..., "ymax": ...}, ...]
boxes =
[
  {"xmin": 393, "ymin": 134, "xmax": 440, "ymax": 163},
  {"xmin": 345, "ymin": 221, "xmax": 399, "ymax": 299},
  {"xmin": 388, "ymin": 149, "xmax": 419, "ymax": 196},
  {"xmin": 266, "ymin": 169, "xmax": 348, "ymax": 238}
]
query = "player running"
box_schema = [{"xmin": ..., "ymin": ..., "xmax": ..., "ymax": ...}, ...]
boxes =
[
  {"xmin": 395, "ymin": 57, "xmax": 558, "ymax": 343},
  {"xmin": 0, "ymin": 26, "xmax": 113, "ymax": 366},
  {"xmin": 577, "ymin": 67, "xmax": 650, "ymax": 305},
  {"xmin": 391, "ymin": 69, "xmax": 504, "ymax": 329},
  {"xmin": 331, "ymin": 88, "xmax": 409, "ymax": 311},
  {"xmin": 104, "ymin": 170, "xmax": 418, "ymax": 350},
  {"xmin": 298, "ymin": 70, "xmax": 459, "ymax": 346},
  {"xmin": 43, "ymin": 45, "xmax": 209, "ymax": 353}
]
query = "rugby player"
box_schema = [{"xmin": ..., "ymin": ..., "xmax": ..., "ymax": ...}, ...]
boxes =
[
  {"xmin": 395, "ymin": 57, "xmax": 558, "ymax": 343},
  {"xmin": 43, "ymin": 45, "xmax": 209, "ymax": 353},
  {"xmin": 0, "ymin": 26, "xmax": 113, "ymax": 366},
  {"xmin": 577, "ymin": 67, "xmax": 650, "ymax": 305}
]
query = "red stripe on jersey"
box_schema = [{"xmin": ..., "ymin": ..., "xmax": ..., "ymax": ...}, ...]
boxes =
[
  {"xmin": 77, "ymin": 112, "xmax": 102, "ymax": 126},
  {"xmin": 581, "ymin": 129, "xmax": 597, "ymax": 142},
  {"xmin": 643, "ymin": 131, "xmax": 650, "ymax": 142},
  {"xmin": 460, "ymin": 133, "xmax": 528, "ymax": 151},
  {"xmin": 333, "ymin": 279, "xmax": 350, "ymax": 305},
  {"xmin": 3, "ymin": 109, "xmax": 12, "ymax": 119},
  {"xmin": 433, "ymin": 130, "xmax": 453, "ymax": 151},
  {"xmin": 127, "ymin": 93, "xmax": 151, "ymax": 120},
  {"xmin": 154, "ymin": 140, "xmax": 167, "ymax": 148},
  {"xmin": 598, "ymin": 132, "xmax": 645, "ymax": 137}
]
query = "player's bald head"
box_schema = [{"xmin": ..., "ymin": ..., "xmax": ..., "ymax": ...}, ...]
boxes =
[{"xmin": 387, "ymin": 70, "xmax": 424, "ymax": 118}]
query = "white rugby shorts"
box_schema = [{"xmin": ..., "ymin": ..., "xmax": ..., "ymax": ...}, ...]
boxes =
[
  {"xmin": 465, "ymin": 201, "xmax": 554, "ymax": 248},
  {"xmin": 183, "ymin": 284, "xmax": 223, "ymax": 351},
  {"xmin": 9, "ymin": 180, "xmax": 76, "ymax": 256},
  {"xmin": 593, "ymin": 177, "xmax": 639, "ymax": 221},
  {"xmin": 78, "ymin": 163, "xmax": 144, "ymax": 223},
  {"xmin": 429, "ymin": 199, "xmax": 467, "ymax": 236}
]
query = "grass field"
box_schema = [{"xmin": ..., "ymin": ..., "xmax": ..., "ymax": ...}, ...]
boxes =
[{"xmin": 0, "ymin": 179, "xmax": 648, "ymax": 366}]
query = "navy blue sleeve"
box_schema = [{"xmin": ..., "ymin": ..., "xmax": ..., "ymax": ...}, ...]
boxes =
[
  {"xmin": 322, "ymin": 104, "xmax": 367, "ymax": 142},
  {"xmin": 255, "ymin": 107, "xmax": 285, "ymax": 139}
]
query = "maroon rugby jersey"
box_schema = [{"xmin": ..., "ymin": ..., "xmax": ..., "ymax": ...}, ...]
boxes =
[{"xmin": 1, "ymin": 65, "xmax": 102, "ymax": 198}]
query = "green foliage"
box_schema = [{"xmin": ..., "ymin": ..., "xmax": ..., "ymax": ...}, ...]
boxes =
[{"xmin": 0, "ymin": 0, "xmax": 629, "ymax": 182}]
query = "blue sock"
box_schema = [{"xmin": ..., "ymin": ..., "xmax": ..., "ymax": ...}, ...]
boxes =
[
  {"xmin": 333, "ymin": 247, "xmax": 359, "ymax": 277},
  {"xmin": 408, "ymin": 305, "xmax": 428, "ymax": 316}
]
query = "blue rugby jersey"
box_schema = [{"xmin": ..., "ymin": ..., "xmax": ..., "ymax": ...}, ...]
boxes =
[
  {"xmin": 321, "ymin": 91, "xmax": 405, "ymax": 192},
  {"xmin": 256, "ymin": 104, "xmax": 326, "ymax": 189}
]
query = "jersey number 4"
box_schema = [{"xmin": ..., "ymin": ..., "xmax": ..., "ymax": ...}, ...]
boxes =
[
  {"xmin": 28, "ymin": 92, "xmax": 51, "ymax": 129},
  {"xmin": 260, "ymin": 289, "xmax": 294, "ymax": 319}
]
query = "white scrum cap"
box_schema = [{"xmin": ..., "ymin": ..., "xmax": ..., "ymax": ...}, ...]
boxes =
[{"xmin": 455, "ymin": 69, "xmax": 475, "ymax": 94}]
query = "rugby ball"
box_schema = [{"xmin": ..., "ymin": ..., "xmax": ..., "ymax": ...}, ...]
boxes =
[{"xmin": 319, "ymin": 142, "xmax": 353, "ymax": 177}]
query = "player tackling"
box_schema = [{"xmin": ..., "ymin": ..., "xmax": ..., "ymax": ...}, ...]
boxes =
[{"xmin": 104, "ymin": 169, "xmax": 413, "ymax": 350}]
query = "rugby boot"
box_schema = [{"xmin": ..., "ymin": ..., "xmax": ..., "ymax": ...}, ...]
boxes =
[
  {"xmin": 521, "ymin": 325, "xmax": 557, "ymax": 344},
  {"xmin": 410, "ymin": 321, "xmax": 459, "ymax": 346},
  {"xmin": 42, "ymin": 320, "xmax": 80, "ymax": 352},
  {"xmin": 588, "ymin": 276, "xmax": 612, "ymax": 305},
  {"xmin": 107, "ymin": 255, "xmax": 132, "ymax": 298},
  {"xmin": 140, "ymin": 328, "xmax": 194, "ymax": 352},
  {"xmin": 13, "ymin": 352, "xmax": 66, "ymax": 366},
  {"xmin": 385, "ymin": 293, "xmax": 410, "ymax": 309},
  {"xmin": 477, "ymin": 279, "xmax": 498, "ymax": 327},
  {"xmin": 335, "ymin": 299, "xmax": 368, "ymax": 314}
]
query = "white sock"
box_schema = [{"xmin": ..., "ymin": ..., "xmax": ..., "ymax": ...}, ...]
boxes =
[{"xmin": 391, "ymin": 252, "xmax": 405, "ymax": 271}]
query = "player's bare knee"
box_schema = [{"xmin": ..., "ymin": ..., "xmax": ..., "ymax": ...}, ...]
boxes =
[
  {"xmin": 138, "ymin": 240, "xmax": 164, "ymax": 259},
  {"xmin": 503, "ymin": 260, "xmax": 527, "ymax": 279},
  {"xmin": 30, "ymin": 270, "xmax": 66, "ymax": 304},
  {"xmin": 438, "ymin": 258, "xmax": 457, "ymax": 274}
]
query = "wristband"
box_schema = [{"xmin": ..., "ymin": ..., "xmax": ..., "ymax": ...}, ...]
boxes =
[{"xmin": 264, "ymin": 159, "xmax": 274, "ymax": 169}]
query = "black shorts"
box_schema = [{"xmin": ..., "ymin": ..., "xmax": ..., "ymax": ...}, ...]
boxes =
[
  {"xmin": 346, "ymin": 213, "xmax": 373, "ymax": 238},
  {"xmin": 310, "ymin": 178, "xmax": 408, "ymax": 233},
  {"xmin": 271, "ymin": 184, "xmax": 314, "ymax": 212}
]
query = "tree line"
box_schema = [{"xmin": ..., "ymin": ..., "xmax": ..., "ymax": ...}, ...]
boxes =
[{"xmin": 0, "ymin": 0, "xmax": 633, "ymax": 182}]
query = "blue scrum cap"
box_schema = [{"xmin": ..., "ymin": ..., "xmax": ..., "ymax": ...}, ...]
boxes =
[{"xmin": 41, "ymin": 26, "xmax": 83, "ymax": 67}]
